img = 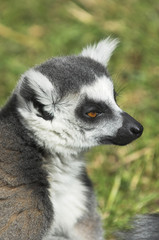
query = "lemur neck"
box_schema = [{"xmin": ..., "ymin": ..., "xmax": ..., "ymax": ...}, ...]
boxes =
[{"xmin": 44, "ymin": 148, "xmax": 85, "ymax": 173}]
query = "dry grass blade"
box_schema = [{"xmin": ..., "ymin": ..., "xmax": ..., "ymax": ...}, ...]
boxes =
[
  {"xmin": 124, "ymin": 148, "xmax": 152, "ymax": 164},
  {"xmin": 0, "ymin": 24, "xmax": 43, "ymax": 49},
  {"xmin": 106, "ymin": 175, "xmax": 121, "ymax": 211},
  {"xmin": 67, "ymin": 2, "xmax": 94, "ymax": 24}
]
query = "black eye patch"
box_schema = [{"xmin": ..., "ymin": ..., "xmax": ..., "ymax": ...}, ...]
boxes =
[{"xmin": 75, "ymin": 97, "xmax": 113, "ymax": 123}]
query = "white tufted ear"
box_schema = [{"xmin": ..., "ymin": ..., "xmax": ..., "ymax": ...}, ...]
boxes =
[
  {"xmin": 81, "ymin": 37, "xmax": 119, "ymax": 66},
  {"xmin": 17, "ymin": 69, "xmax": 57, "ymax": 120}
]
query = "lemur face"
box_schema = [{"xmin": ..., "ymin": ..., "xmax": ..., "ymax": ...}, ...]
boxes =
[
  {"xmin": 76, "ymin": 75, "xmax": 143, "ymax": 147},
  {"xmin": 16, "ymin": 38, "xmax": 143, "ymax": 153}
]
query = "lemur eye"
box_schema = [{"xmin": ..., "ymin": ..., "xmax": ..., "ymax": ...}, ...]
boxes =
[{"xmin": 87, "ymin": 112, "xmax": 98, "ymax": 118}]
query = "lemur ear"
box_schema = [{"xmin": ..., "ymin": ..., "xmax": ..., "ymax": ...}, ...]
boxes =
[
  {"xmin": 18, "ymin": 69, "xmax": 55, "ymax": 120},
  {"xmin": 81, "ymin": 37, "xmax": 119, "ymax": 66}
]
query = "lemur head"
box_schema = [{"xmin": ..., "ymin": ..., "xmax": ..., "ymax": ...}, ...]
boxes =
[{"xmin": 15, "ymin": 38, "xmax": 143, "ymax": 154}]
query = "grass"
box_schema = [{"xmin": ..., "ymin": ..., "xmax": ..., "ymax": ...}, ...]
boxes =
[{"xmin": 0, "ymin": 0, "xmax": 159, "ymax": 239}]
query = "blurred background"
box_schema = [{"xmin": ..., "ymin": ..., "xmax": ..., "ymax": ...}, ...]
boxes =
[{"xmin": 0, "ymin": 0, "xmax": 159, "ymax": 239}]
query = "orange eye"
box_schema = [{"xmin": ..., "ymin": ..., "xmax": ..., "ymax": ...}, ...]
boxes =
[{"xmin": 87, "ymin": 112, "xmax": 97, "ymax": 118}]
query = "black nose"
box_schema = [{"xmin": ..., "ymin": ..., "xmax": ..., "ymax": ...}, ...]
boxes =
[
  {"xmin": 111, "ymin": 112, "xmax": 144, "ymax": 146},
  {"xmin": 130, "ymin": 124, "xmax": 143, "ymax": 136},
  {"xmin": 126, "ymin": 114, "xmax": 143, "ymax": 138}
]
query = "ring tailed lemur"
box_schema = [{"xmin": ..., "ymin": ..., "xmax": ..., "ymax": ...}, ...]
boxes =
[
  {"xmin": 117, "ymin": 214, "xmax": 159, "ymax": 240},
  {"xmin": 0, "ymin": 38, "xmax": 143, "ymax": 240}
]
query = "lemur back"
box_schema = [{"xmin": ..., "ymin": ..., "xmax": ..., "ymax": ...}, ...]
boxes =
[{"xmin": 0, "ymin": 96, "xmax": 53, "ymax": 239}]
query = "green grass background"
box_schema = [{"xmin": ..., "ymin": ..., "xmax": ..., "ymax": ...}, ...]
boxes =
[{"xmin": 0, "ymin": 0, "xmax": 159, "ymax": 239}]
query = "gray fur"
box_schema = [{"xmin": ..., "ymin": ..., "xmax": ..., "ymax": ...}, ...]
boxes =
[
  {"xmin": 116, "ymin": 214, "xmax": 159, "ymax": 240},
  {"xmin": 0, "ymin": 38, "xmax": 143, "ymax": 240},
  {"xmin": 0, "ymin": 95, "xmax": 53, "ymax": 240},
  {"xmin": 35, "ymin": 56, "xmax": 108, "ymax": 99}
]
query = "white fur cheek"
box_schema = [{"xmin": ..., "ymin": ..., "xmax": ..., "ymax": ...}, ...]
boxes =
[
  {"xmin": 17, "ymin": 107, "xmax": 89, "ymax": 153},
  {"xmin": 52, "ymin": 117, "xmax": 93, "ymax": 150},
  {"xmin": 18, "ymin": 108, "xmax": 61, "ymax": 149},
  {"xmin": 102, "ymin": 114, "xmax": 123, "ymax": 136}
]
